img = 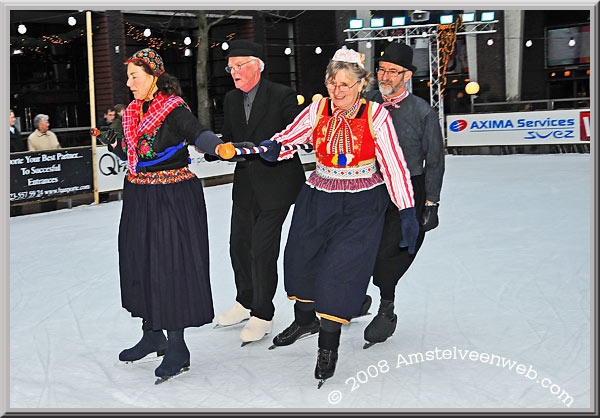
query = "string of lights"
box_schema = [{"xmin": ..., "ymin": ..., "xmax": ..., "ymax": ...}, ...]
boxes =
[
  {"xmin": 437, "ymin": 14, "xmax": 463, "ymax": 96},
  {"xmin": 10, "ymin": 14, "xmax": 586, "ymax": 59}
]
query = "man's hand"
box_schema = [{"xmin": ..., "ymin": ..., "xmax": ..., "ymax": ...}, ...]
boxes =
[
  {"xmin": 97, "ymin": 128, "xmax": 117, "ymax": 147},
  {"xmin": 421, "ymin": 201, "xmax": 439, "ymax": 232}
]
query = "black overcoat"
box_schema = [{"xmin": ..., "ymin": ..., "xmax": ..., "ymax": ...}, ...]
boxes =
[{"xmin": 222, "ymin": 79, "xmax": 306, "ymax": 211}]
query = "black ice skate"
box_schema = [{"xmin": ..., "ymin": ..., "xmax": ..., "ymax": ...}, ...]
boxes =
[
  {"xmin": 119, "ymin": 329, "xmax": 167, "ymax": 363},
  {"xmin": 363, "ymin": 299, "xmax": 397, "ymax": 349},
  {"xmin": 269, "ymin": 318, "xmax": 320, "ymax": 350},
  {"xmin": 315, "ymin": 348, "xmax": 338, "ymax": 389},
  {"xmin": 154, "ymin": 329, "xmax": 190, "ymax": 384}
]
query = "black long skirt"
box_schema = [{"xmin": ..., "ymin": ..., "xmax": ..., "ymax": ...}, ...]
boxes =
[{"xmin": 118, "ymin": 175, "xmax": 214, "ymax": 331}]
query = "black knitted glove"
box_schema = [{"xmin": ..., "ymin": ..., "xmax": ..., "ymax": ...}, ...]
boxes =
[
  {"xmin": 259, "ymin": 140, "xmax": 282, "ymax": 162},
  {"xmin": 398, "ymin": 206, "xmax": 420, "ymax": 255},
  {"xmin": 421, "ymin": 204, "xmax": 439, "ymax": 232},
  {"xmin": 97, "ymin": 128, "xmax": 117, "ymax": 146}
]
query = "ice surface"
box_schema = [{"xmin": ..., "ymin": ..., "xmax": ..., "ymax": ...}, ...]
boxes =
[{"xmin": 9, "ymin": 154, "xmax": 591, "ymax": 409}]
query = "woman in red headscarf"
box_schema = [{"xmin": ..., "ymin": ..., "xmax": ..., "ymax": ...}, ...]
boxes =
[{"xmin": 100, "ymin": 48, "xmax": 226, "ymax": 383}]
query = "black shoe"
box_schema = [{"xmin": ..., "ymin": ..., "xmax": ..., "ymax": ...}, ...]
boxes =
[
  {"xmin": 119, "ymin": 330, "xmax": 167, "ymax": 362},
  {"xmin": 155, "ymin": 329, "xmax": 190, "ymax": 378},
  {"xmin": 363, "ymin": 299, "xmax": 397, "ymax": 346},
  {"xmin": 315, "ymin": 348, "xmax": 338, "ymax": 388},
  {"xmin": 271, "ymin": 318, "xmax": 320, "ymax": 348}
]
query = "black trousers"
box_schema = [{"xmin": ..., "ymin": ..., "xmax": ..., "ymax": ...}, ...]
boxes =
[
  {"xmin": 229, "ymin": 195, "xmax": 291, "ymax": 321},
  {"xmin": 372, "ymin": 175, "xmax": 426, "ymax": 300}
]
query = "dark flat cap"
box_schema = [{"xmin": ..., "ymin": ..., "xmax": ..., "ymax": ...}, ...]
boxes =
[
  {"xmin": 378, "ymin": 43, "xmax": 417, "ymax": 73},
  {"xmin": 226, "ymin": 39, "xmax": 263, "ymax": 60}
]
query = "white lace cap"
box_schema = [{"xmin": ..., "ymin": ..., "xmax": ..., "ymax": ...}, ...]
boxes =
[{"xmin": 331, "ymin": 47, "xmax": 365, "ymax": 68}]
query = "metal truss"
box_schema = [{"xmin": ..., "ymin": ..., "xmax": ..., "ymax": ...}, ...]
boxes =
[{"xmin": 345, "ymin": 21, "xmax": 498, "ymax": 137}]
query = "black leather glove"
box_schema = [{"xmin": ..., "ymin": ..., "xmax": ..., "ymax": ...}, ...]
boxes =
[
  {"xmin": 421, "ymin": 203, "xmax": 439, "ymax": 232},
  {"xmin": 203, "ymin": 142, "xmax": 256, "ymax": 162},
  {"xmin": 203, "ymin": 152, "xmax": 222, "ymax": 162},
  {"xmin": 398, "ymin": 206, "xmax": 420, "ymax": 255},
  {"xmin": 259, "ymin": 140, "xmax": 282, "ymax": 162},
  {"xmin": 97, "ymin": 128, "xmax": 117, "ymax": 146}
]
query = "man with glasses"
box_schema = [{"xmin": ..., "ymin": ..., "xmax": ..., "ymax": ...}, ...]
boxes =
[
  {"xmin": 216, "ymin": 40, "xmax": 306, "ymax": 346},
  {"xmin": 363, "ymin": 42, "xmax": 445, "ymax": 348}
]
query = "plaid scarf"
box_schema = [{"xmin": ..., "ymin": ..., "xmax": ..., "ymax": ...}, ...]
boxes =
[
  {"xmin": 382, "ymin": 90, "xmax": 409, "ymax": 109},
  {"xmin": 326, "ymin": 97, "xmax": 361, "ymax": 157},
  {"xmin": 122, "ymin": 92, "xmax": 186, "ymax": 174}
]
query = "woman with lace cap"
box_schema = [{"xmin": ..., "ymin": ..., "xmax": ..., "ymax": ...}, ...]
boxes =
[
  {"xmin": 99, "ymin": 48, "xmax": 227, "ymax": 383},
  {"xmin": 259, "ymin": 47, "xmax": 419, "ymax": 387}
]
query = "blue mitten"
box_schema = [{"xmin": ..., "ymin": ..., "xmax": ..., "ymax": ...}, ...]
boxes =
[
  {"xmin": 398, "ymin": 207, "xmax": 420, "ymax": 255},
  {"xmin": 259, "ymin": 140, "xmax": 282, "ymax": 162}
]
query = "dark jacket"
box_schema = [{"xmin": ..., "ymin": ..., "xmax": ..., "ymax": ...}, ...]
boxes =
[
  {"xmin": 109, "ymin": 115, "xmax": 124, "ymax": 140},
  {"xmin": 222, "ymin": 78, "xmax": 306, "ymax": 211},
  {"xmin": 10, "ymin": 127, "xmax": 26, "ymax": 152},
  {"xmin": 110, "ymin": 104, "xmax": 221, "ymax": 172},
  {"xmin": 365, "ymin": 90, "xmax": 445, "ymax": 202}
]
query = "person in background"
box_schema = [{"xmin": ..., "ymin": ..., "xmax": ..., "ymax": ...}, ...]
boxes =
[
  {"xmin": 99, "ymin": 48, "xmax": 226, "ymax": 383},
  {"xmin": 363, "ymin": 42, "xmax": 445, "ymax": 349},
  {"xmin": 215, "ymin": 40, "xmax": 306, "ymax": 346},
  {"xmin": 98, "ymin": 103, "xmax": 127, "ymax": 203},
  {"xmin": 27, "ymin": 114, "xmax": 61, "ymax": 152},
  {"xmin": 98, "ymin": 106, "xmax": 116, "ymax": 131},
  {"xmin": 110, "ymin": 103, "xmax": 126, "ymax": 140},
  {"xmin": 10, "ymin": 109, "xmax": 26, "ymax": 152},
  {"xmin": 259, "ymin": 47, "xmax": 419, "ymax": 386}
]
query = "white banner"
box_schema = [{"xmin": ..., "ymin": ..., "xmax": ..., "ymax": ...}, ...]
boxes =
[
  {"xmin": 96, "ymin": 145, "xmax": 315, "ymax": 192},
  {"xmin": 446, "ymin": 109, "xmax": 591, "ymax": 147}
]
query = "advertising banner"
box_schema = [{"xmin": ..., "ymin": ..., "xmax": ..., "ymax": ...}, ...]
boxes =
[
  {"xmin": 446, "ymin": 109, "xmax": 591, "ymax": 147},
  {"xmin": 10, "ymin": 147, "xmax": 93, "ymax": 203},
  {"xmin": 96, "ymin": 145, "xmax": 316, "ymax": 192}
]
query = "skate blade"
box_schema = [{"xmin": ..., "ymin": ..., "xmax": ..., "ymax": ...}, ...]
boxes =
[
  {"xmin": 317, "ymin": 379, "xmax": 327, "ymax": 389},
  {"xmin": 116, "ymin": 352, "xmax": 165, "ymax": 366},
  {"xmin": 241, "ymin": 341, "xmax": 253, "ymax": 347},
  {"xmin": 214, "ymin": 318, "xmax": 249, "ymax": 329},
  {"xmin": 268, "ymin": 331, "xmax": 318, "ymax": 350},
  {"xmin": 154, "ymin": 365, "xmax": 190, "ymax": 385},
  {"xmin": 363, "ymin": 341, "xmax": 378, "ymax": 349}
]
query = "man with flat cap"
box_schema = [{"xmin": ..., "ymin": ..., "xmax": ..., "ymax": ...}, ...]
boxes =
[
  {"xmin": 216, "ymin": 39, "xmax": 306, "ymax": 345},
  {"xmin": 363, "ymin": 42, "xmax": 445, "ymax": 348}
]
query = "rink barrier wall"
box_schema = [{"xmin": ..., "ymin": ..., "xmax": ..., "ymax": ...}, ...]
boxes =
[
  {"xmin": 9, "ymin": 145, "xmax": 316, "ymax": 205},
  {"xmin": 10, "ymin": 146, "xmax": 93, "ymax": 204},
  {"xmin": 446, "ymin": 108, "xmax": 591, "ymax": 147}
]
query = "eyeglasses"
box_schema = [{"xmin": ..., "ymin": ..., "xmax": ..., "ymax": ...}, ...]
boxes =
[
  {"xmin": 225, "ymin": 59, "xmax": 255, "ymax": 74},
  {"xmin": 324, "ymin": 80, "xmax": 360, "ymax": 92},
  {"xmin": 376, "ymin": 68, "xmax": 408, "ymax": 77}
]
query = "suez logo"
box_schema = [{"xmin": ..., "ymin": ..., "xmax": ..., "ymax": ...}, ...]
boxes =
[
  {"xmin": 449, "ymin": 116, "xmax": 582, "ymax": 140},
  {"xmin": 449, "ymin": 120, "xmax": 468, "ymax": 132}
]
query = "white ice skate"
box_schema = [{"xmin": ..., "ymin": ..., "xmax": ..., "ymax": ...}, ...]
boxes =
[
  {"xmin": 240, "ymin": 316, "xmax": 273, "ymax": 346},
  {"xmin": 215, "ymin": 302, "xmax": 251, "ymax": 328}
]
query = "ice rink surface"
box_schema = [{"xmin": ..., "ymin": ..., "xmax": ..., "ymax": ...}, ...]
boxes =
[{"xmin": 9, "ymin": 154, "xmax": 591, "ymax": 410}]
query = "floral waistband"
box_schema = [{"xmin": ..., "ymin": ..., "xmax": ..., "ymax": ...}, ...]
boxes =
[
  {"xmin": 127, "ymin": 166, "xmax": 196, "ymax": 185},
  {"xmin": 315, "ymin": 160, "xmax": 378, "ymax": 180}
]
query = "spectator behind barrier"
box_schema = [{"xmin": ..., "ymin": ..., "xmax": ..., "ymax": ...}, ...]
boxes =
[
  {"xmin": 98, "ymin": 106, "xmax": 116, "ymax": 130},
  {"xmin": 27, "ymin": 114, "xmax": 61, "ymax": 151},
  {"xmin": 10, "ymin": 109, "xmax": 26, "ymax": 152}
]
